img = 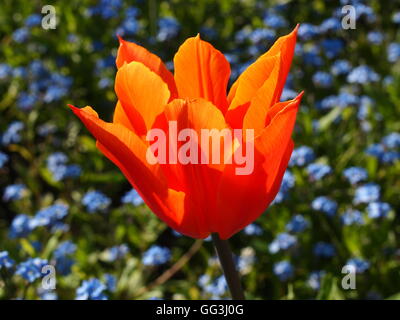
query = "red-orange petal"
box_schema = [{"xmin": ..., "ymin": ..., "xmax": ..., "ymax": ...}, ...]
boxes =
[
  {"xmin": 216, "ymin": 95, "xmax": 301, "ymax": 239},
  {"xmin": 173, "ymin": 35, "xmax": 231, "ymax": 114},
  {"xmin": 228, "ymin": 54, "xmax": 280, "ymax": 113},
  {"xmin": 153, "ymin": 98, "xmax": 228, "ymax": 235},
  {"xmin": 70, "ymin": 104, "xmax": 209, "ymax": 238},
  {"xmin": 115, "ymin": 61, "xmax": 170, "ymax": 136},
  {"xmin": 227, "ymin": 25, "xmax": 298, "ymax": 116},
  {"xmin": 261, "ymin": 24, "xmax": 299, "ymax": 104},
  {"xmin": 112, "ymin": 101, "xmax": 135, "ymax": 132},
  {"xmin": 116, "ymin": 36, "xmax": 178, "ymax": 99}
]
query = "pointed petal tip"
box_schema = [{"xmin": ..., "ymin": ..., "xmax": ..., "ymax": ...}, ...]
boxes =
[
  {"xmin": 117, "ymin": 34, "xmax": 124, "ymax": 44},
  {"xmin": 68, "ymin": 104, "xmax": 78, "ymax": 112},
  {"xmin": 289, "ymin": 24, "xmax": 299, "ymax": 37}
]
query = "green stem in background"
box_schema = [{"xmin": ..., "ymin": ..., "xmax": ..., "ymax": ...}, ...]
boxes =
[{"xmin": 211, "ymin": 233, "xmax": 245, "ymax": 300}]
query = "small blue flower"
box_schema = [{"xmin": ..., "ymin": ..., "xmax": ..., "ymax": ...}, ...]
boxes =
[
  {"xmin": 55, "ymin": 256, "xmax": 75, "ymax": 276},
  {"xmin": 103, "ymin": 244, "xmax": 129, "ymax": 262},
  {"xmin": 274, "ymin": 170, "xmax": 295, "ymax": 203},
  {"xmin": 39, "ymin": 289, "xmax": 58, "ymax": 300},
  {"xmin": 0, "ymin": 152, "xmax": 8, "ymax": 168},
  {"xmin": 126, "ymin": 6, "xmax": 140, "ymax": 18},
  {"xmin": 3, "ymin": 184, "xmax": 27, "ymax": 201},
  {"xmin": 249, "ymin": 28, "xmax": 276, "ymax": 44},
  {"xmin": 142, "ymin": 246, "xmax": 171, "ymax": 266},
  {"xmin": 1, "ymin": 121, "xmax": 24, "ymax": 146},
  {"xmin": 321, "ymin": 39, "xmax": 344, "ymax": 59},
  {"xmin": 12, "ymin": 27, "xmax": 29, "ymax": 43},
  {"xmin": 347, "ymin": 65, "xmax": 379, "ymax": 84},
  {"xmin": 343, "ymin": 167, "xmax": 368, "ymax": 185},
  {"xmin": 37, "ymin": 123, "xmax": 57, "ymax": 137},
  {"xmin": 298, "ymin": 23, "xmax": 319, "ymax": 40},
  {"xmin": 341, "ymin": 209, "xmax": 364, "ymax": 226},
  {"xmin": 273, "ymin": 261, "xmax": 294, "ymax": 281},
  {"xmin": 289, "ymin": 146, "xmax": 315, "ymax": 167},
  {"xmin": 353, "ymin": 183, "xmax": 380, "ymax": 204},
  {"xmin": 87, "ymin": 0, "xmax": 122, "ymax": 19},
  {"xmin": 319, "ymin": 17, "xmax": 341, "ymax": 33},
  {"xmin": 393, "ymin": 12, "xmax": 400, "ymax": 23},
  {"xmin": 9, "ymin": 214, "xmax": 33, "ymax": 238},
  {"xmin": 95, "ymin": 55, "xmax": 115, "ymax": 71},
  {"xmin": 52, "ymin": 240, "xmax": 76, "ymax": 275},
  {"xmin": 243, "ymin": 223, "xmax": 263, "ymax": 236},
  {"xmin": 204, "ymin": 276, "xmax": 227, "ymax": 298},
  {"xmin": 382, "ymin": 132, "xmax": 400, "ymax": 149},
  {"xmin": 367, "ymin": 31, "xmax": 384, "ymax": 45},
  {"xmin": 346, "ymin": 258, "xmax": 370, "ymax": 273},
  {"xmin": 0, "ymin": 63, "xmax": 12, "ymax": 80},
  {"xmin": 313, "ymin": 242, "xmax": 335, "ymax": 258},
  {"xmin": 263, "ymin": 12, "xmax": 287, "ymax": 28},
  {"xmin": 76, "ymin": 278, "xmax": 108, "ymax": 300},
  {"xmin": 104, "ymin": 274, "xmax": 117, "ymax": 292},
  {"xmin": 82, "ymin": 191, "xmax": 111, "ymax": 213},
  {"xmin": 366, "ymin": 202, "xmax": 392, "ymax": 219},
  {"xmin": 388, "ymin": 43, "xmax": 400, "ymax": 63},
  {"xmin": 29, "ymin": 203, "xmax": 69, "ymax": 229},
  {"xmin": 317, "ymin": 92, "xmax": 359, "ymax": 110},
  {"xmin": 311, "ymin": 196, "xmax": 338, "ymax": 217},
  {"xmin": 47, "ymin": 152, "xmax": 82, "ymax": 181},
  {"xmin": 269, "ymin": 233, "xmax": 297, "ymax": 254},
  {"xmin": 353, "ymin": 3, "xmax": 376, "ymax": 22},
  {"xmin": 17, "ymin": 92, "xmax": 38, "ymax": 111},
  {"xmin": 43, "ymin": 86, "xmax": 68, "ymax": 103},
  {"xmin": 121, "ymin": 189, "xmax": 143, "ymax": 206},
  {"xmin": 25, "ymin": 14, "xmax": 42, "ymax": 27},
  {"xmin": 54, "ymin": 241, "xmax": 77, "ymax": 258},
  {"xmin": 330, "ymin": 60, "xmax": 351, "ymax": 75},
  {"xmin": 307, "ymin": 163, "xmax": 332, "ymax": 180},
  {"xmin": 312, "ymin": 71, "xmax": 333, "ymax": 88},
  {"xmin": 15, "ymin": 258, "xmax": 48, "ymax": 282},
  {"xmin": 198, "ymin": 274, "xmax": 211, "ymax": 289},
  {"xmin": 286, "ymin": 214, "xmax": 308, "ymax": 233},
  {"xmin": 307, "ymin": 270, "xmax": 325, "ymax": 290},
  {"xmin": 365, "ymin": 143, "xmax": 385, "ymax": 159},
  {"xmin": 280, "ymin": 88, "xmax": 298, "ymax": 101},
  {"xmin": 0, "ymin": 251, "xmax": 15, "ymax": 269},
  {"xmin": 98, "ymin": 77, "xmax": 112, "ymax": 89},
  {"xmin": 301, "ymin": 47, "xmax": 323, "ymax": 67},
  {"xmin": 157, "ymin": 17, "xmax": 180, "ymax": 41},
  {"xmin": 116, "ymin": 18, "xmax": 139, "ymax": 36}
]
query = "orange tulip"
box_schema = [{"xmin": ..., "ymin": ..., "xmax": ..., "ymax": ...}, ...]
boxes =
[{"xmin": 70, "ymin": 25, "xmax": 303, "ymax": 240}]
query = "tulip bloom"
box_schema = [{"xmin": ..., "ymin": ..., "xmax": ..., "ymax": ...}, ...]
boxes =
[{"xmin": 70, "ymin": 26, "xmax": 303, "ymax": 240}]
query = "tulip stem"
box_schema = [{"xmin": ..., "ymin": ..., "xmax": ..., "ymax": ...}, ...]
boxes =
[{"xmin": 211, "ymin": 233, "xmax": 245, "ymax": 300}]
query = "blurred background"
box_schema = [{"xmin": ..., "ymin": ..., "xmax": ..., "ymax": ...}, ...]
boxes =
[{"xmin": 1, "ymin": 0, "xmax": 400, "ymax": 300}]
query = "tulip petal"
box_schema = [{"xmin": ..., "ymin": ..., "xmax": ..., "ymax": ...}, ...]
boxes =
[
  {"xmin": 70, "ymin": 105, "xmax": 210, "ymax": 238},
  {"xmin": 216, "ymin": 95, "xmax": 301, "ymax": 239},
  {"xmin": 154, "ymin": 98, "xmax": 228, "ymax": 234},
  {"xmin": 113, "ymin": 101, "xmax": 135, "ymax": 132},
  {"xmin": 173, "ymin": 35, "xmax": 231, "ymax": 114},
  {"xmin": 227, "ymin": 25, "xmax": 298, "ymax": 115},
  {"xmin": 261, "ymin": 24, "xmax": 299, "ymax": 103},
  {"xmin": 227, "ymin": 54, "xmax": 280, "ymax": 112},
  {"xmin": 265, "ymin": 92, "xmax": 303, "ymax": 127},
  {"xmin": 115, "ymin": 61, "xmax": 170, "ymax": 136},
  {"xmin": 116, "ymin": 36, "xmax": 178, "ymax": 99},
  {"xmin": 240, "ymin": 54, "xmax": 281, "ymax": 135}
]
